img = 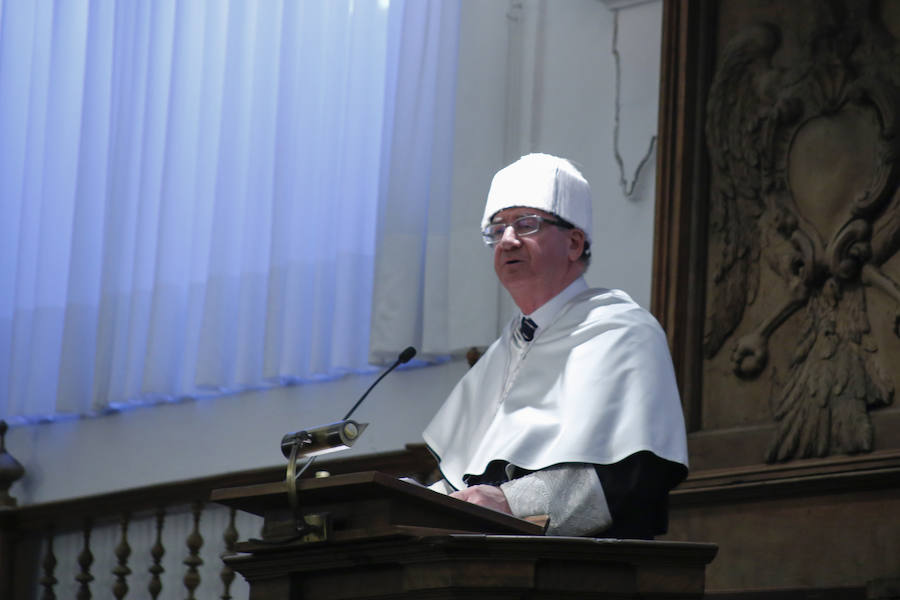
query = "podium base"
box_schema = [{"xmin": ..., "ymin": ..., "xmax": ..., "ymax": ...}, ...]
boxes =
[{"xmin": 227, "ymin": 533, "xmax": 718, "ymax": 600}]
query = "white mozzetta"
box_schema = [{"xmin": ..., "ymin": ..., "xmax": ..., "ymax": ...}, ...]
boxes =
[{"xmin": 424, "ymin": 286, "xmax": 688, "ymax": 491}]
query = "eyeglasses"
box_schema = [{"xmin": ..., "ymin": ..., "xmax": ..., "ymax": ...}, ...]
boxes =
[{"xmin": 481, "ymin": 214, "xmax": 573, "ymax": 246}]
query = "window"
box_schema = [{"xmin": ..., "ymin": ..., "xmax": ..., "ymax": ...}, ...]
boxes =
[{"xmin": 0, "ymin": 0, "xmax": 460, "ymax": 422}]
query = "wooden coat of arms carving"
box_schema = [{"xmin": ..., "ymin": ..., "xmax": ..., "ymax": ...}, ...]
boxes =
[{"xmin": 703, "ymin": 3, "xmax": 900, "ymax": 462}]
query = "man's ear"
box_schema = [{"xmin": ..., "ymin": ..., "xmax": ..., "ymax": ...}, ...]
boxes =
[{"xmin": 568, "ymin": 229, "xmax": 586, "ymax": 262}]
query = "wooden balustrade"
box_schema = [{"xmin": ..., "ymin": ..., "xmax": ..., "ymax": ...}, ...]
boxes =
[{"xmin": 0, "ymin": 444, "xmax": 437, "ymax": 599}]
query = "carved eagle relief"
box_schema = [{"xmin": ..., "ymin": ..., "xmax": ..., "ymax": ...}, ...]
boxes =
[{"xmin": 703, "ymin": 13, "xmax": 900, "ymax": 462}]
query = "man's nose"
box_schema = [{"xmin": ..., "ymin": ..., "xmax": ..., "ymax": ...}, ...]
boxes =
[{"xmin": 497, "ymin": 225, "xmax": 521, "ymax": 248}]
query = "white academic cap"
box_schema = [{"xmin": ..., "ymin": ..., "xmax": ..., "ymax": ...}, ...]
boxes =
[{"xmin": 481, "ymin": 153, "xmax": 592, "ymax": 242}]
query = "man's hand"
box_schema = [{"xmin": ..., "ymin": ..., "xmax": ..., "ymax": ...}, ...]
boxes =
[{"xmin": 450, "ymin": 485, "xmax": 512, "ymax": 514}]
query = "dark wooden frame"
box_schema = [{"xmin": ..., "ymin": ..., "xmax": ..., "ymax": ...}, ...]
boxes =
[{"xmin": 651, "ymin": 0, "xmax": 717, "ymax": 433}]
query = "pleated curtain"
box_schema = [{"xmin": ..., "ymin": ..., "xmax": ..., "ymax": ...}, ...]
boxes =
[{"xmin": 0, "ymin": 0, "xmax": 461, "ymax": 421}]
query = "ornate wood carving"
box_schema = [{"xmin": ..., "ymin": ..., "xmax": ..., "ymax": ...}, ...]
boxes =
[{"xmin": 702, "ymin": 1, "xmax": 900, "ymax": 462}]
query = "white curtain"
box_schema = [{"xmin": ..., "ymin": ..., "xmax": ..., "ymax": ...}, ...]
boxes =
[
  {"xmin": 0, "ymin": 0, "xmax": 460, "ymax": 422},
  {"xmin": 369, "ymin": 0, "xmax": 466, "ymax": 362}
]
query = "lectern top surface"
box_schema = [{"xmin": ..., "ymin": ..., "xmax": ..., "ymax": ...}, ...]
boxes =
[{"xmin": 210, "ymin": 470, "xmax": 545, "ymax": 536}]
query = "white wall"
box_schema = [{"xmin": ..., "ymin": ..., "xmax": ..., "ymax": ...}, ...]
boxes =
[
  {"xmin": 505, "ymin": 0, "xmax": 662, "ymax": 304},
  {"xmin": 4, "ymin": 0, "xmax": 663, "ymax": 505}
]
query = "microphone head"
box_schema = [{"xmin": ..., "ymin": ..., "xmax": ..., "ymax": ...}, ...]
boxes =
[
  {"xmin": 280, "ymin": 420, "xmax": 368, "ymax": 459},
  {"xmin": 398, "ymin": 346, "xmax": 417, "ymax": 364}
]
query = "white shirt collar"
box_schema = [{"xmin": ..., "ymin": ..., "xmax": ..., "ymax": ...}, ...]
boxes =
[{"xmin": 524, "ymin": 276, "xmax": 589, "ymax": 330}]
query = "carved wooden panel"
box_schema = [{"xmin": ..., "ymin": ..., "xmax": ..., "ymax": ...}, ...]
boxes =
[{"xmin": 654, "ymin": 0, "xmax": 900, "ymax": 468}]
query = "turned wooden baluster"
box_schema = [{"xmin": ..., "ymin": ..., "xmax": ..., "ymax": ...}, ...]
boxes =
[
  {"xmin": 183, "ymin": 502, "xmax": 204, "ymax": 600},
  {"xmin": 0, "ymin": 420, "xmax": 25, "ymax": 507},
  {"xmin": 112, "ymin": 513, "xmax": 131, "ymax": 599},
  {"xmin": 75, "ymin": 519, "xmax": 94, "ymax": 600},
  {"xmin": 220, "ymin": 507, "xmax": 238, "ymax": 600},
  {"xmin": 148, "ymin": 509, "xmax": 165, "ymax": 599},
  {"xmin": 39, "ymin": 529, "xmax": 57, "ymax": 600}
]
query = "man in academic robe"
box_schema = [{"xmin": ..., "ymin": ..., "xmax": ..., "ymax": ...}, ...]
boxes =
[{"xmin": 423, "ymin": 153, "xmax": 688, "ymax": 538}]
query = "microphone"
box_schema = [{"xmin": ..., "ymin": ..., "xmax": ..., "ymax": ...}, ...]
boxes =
[
  {"xmin": 341, "ymin": 346, "xmax": 416, "ymax": 421},
  {"xmin": 279, "ymin": 346, "xmax": 417, "ymax": 458},
  {"xmin": 280, "ymin": 420, "xmax": 368, "ymax": 459},
  {"xmin": 275, "ymin": 346, "xmax": 418, "ymax": 540}
]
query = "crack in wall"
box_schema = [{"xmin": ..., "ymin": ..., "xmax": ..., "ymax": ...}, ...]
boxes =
[{"xmin": 611, "ymin": 8, "xmax": 657, "ymax": 199}]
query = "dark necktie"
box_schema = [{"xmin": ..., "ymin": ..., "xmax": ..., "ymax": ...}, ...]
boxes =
[{"xmin": 520, "ymin": 317, "xmax": 537, "ymax": 342}]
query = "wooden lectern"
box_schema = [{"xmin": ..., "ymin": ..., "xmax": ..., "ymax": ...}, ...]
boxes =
[{"xmin": 212, "ymin": 471, "xmax": 717, "ymax": 599}]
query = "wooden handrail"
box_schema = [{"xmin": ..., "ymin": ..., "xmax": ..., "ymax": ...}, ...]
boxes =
[
  {"xmin": 1, "ymin": 444, "xmax": 436, "ymax": 531},
  {"xmin": 0, "ymin": 444, "xmax": 438, "ymax": 598}
]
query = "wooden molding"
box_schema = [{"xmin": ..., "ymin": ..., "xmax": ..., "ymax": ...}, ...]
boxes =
[
  {"xmin": 671, "ymin": 449, "xmax": 900, "ymax": 507},
  {"xmin": 652, "ymin": 0, "xmax": 717, "ymax": 432}
]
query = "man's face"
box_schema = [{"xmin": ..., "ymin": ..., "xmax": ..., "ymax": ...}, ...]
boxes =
[{"xmin": 491, "ymin": 207, "xmax": 585, "ymax": 309}]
